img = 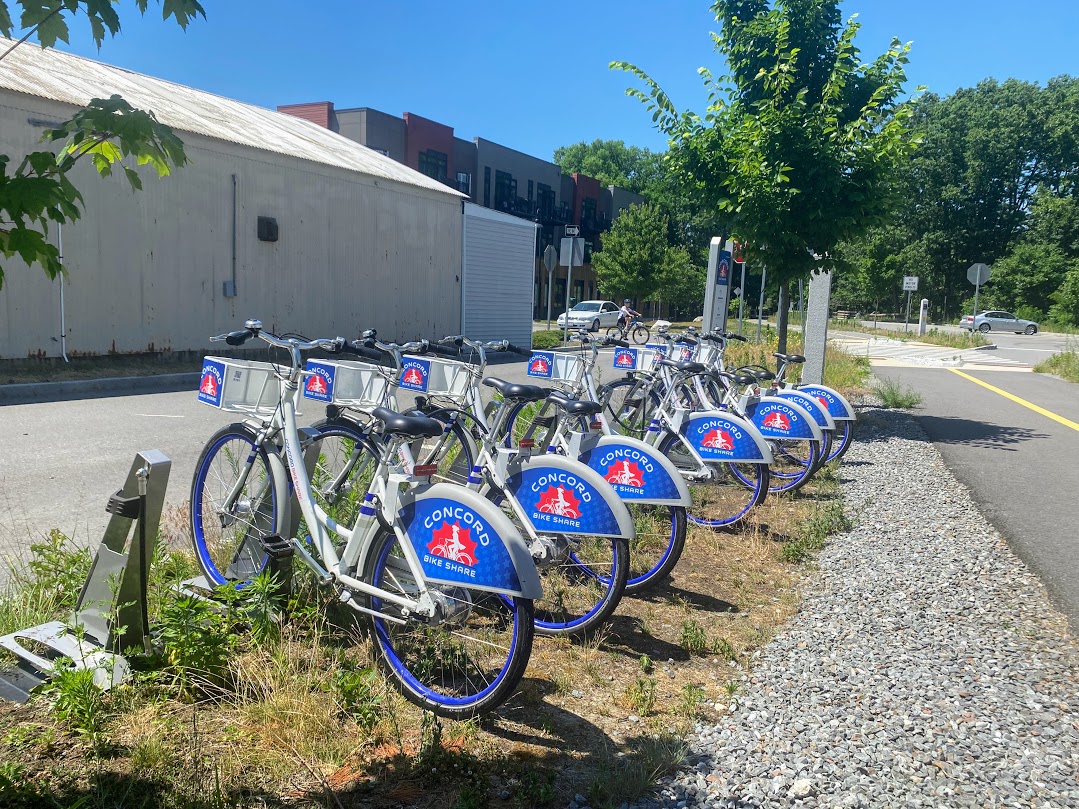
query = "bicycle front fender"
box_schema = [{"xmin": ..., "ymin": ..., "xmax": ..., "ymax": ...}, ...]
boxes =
[
  {"xmin": 774, "ymin": 390, "xmax": 836, "ymax": 431},
  {"xmin": 681, "ymin": 411, "xmax": 773, "ymax": 464},
  {"xmin": 579, "ymin": 435, "xmax": 692, "ymax": 506},
  {"xmin": 796, "ymin": 384, "xmax": 857, "ymax": 421},
  {"xmin": 396, "ymin": 483, "xmax": 542, "ymax": 600},
  {"xmin": 746, "ymin": 396, "xmax": 824, "ymax": 442},
  {"xmin": 505, "ymin": 453, "xmax": 636, "ymax": 539}
]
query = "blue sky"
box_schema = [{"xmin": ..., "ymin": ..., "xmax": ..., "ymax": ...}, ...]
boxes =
[{"xmin": 37, "ymin": 0, "xmax": 1079, "ymax": 161}]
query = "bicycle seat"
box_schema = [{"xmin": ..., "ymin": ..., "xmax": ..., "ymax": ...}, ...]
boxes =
[
  {"xmin": 657, "ymin": 359, "xmax": 707, "ymax": 374},
  {"xmin": 774, "ymin": 353, "xmax": 806, "ymax": 364},
  {"xmin": 546, "ymin": 390, "xmax": 602, "ymax": 416},
  {"xmin": 482, "ymin": 377, "xmax": 549, "ymax": 402},
  {"xmin": 370, "ymin": 407, "xmax": 443, "ymax": 438},
  {"xmin": 750, "ymin": 369, "xmax": 776, "ymax": 381},
  {"xmin": 732, "ymin": 373, "xmax": 756, "ymax": 386}
]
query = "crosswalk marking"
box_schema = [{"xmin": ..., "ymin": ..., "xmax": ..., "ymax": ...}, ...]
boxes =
[{"xmin": 830, "ymin": 338, "xmax": 1027, "ymax": 368}]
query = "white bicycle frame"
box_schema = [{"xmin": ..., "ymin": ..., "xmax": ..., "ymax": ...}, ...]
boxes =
[
  {"xmin": 211, "ymin": 330, "xmax": 540, "ymax": 623},
  {"xmin": 395, "ymin": 336, "xmax": 635, "ymax": 541},
  {"xmin": 527, "ymin": 334, "xmax": 771, "ymax": 479}
]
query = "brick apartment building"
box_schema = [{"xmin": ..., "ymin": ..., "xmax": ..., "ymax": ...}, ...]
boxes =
[{"xmin": 278, "ymin": 101, "xmax": 649, "ymax": 320}]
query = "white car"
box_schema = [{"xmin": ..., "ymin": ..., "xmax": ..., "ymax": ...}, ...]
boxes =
[{"xmin": 556, "ymin": 300, "xmax": 622, "ymax": 331}]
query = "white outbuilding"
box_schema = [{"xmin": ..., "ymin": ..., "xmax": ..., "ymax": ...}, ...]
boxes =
[{"xmin": 0, "ymin": 39, "xmax": 471, "ymax": 360}]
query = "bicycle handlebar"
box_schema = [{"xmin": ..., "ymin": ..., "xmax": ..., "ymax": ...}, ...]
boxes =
[{"xmin": 210, "ymin": 320, "xmax": 340, "ymax": 354}]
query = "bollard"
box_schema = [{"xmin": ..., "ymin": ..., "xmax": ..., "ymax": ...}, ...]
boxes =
[{"xmin": 918, "ymin": 298, "xmax": 929, "ymax": 336}]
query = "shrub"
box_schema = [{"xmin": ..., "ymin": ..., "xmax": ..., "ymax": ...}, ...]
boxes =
[{"xmin": 531, "ymin": 330, "xmax": 565, "ymax": 349}]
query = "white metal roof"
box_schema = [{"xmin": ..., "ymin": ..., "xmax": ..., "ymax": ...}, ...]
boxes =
[{"xmin": 0, "ymin": 38, "xmax": 463, "ymax": 199}]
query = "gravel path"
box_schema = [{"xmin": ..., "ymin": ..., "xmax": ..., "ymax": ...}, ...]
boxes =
[{"xmin": 627, "ymin": 406, "xmax": 1079, "ymax": 809}]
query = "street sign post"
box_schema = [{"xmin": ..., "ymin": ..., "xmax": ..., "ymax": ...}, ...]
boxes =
[
  {"xmin": 559, "ymin": 236, "xmax": 585, "ymax": 343},
  {"xmin": 902, "ymin": 276, "xmax": 919, "ymax": 332},
  {"xmin": 542, "ymin": 244, "xmax": 557, "ymax": 330},
  {"xmin": 967, "ymin": 263, "xmax": 990, "ymax": 321}
]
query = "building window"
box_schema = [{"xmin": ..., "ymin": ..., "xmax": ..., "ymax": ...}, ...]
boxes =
[
  {"xmin": 418, "ymin": 149, "xmax": 448, "ymax": 183},
  {"xmin": 582, "ymin": 197, "xmax": 598, "ymax": 229},
  {"xmin": 483, "ymin": 167, "xmax": 491, "ymax": 207},
  {"xmin": 456, "ymin": 172, "xmax": 472, "ymax": 196},
  {"xmin": 537, "ymin": 183, "xmax": 556, "ymax": 219},
  {"xmin": 495, "ymin": 170, "xmax": 517, "ymax": 212},
  {"xmin": 527, "ymin": 180, "xmax": 534, "ymax": 202}
]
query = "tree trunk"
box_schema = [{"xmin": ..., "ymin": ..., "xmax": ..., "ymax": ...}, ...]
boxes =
[{"xmin": 776, "ymin": 279, "xmax": 790, "ymax": 355}]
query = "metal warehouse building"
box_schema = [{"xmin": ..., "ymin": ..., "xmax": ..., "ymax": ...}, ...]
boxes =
[{"xmin": 0, "ymin": 40, "xmax": 485, "ymax": 360}]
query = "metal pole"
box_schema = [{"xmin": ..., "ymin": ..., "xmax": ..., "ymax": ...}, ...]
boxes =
[
  {"xmin": 798, "ymin": 278, "xmax": 805, "ymax": 331},
  {"xmin": 563, "ymin": 248, "xmax": 573, "ymax": 344},
  {"xmin": 738, "ymin": 260, "xmax": 746, "ymax": 334},
  {"xmin": 756, "ymin": 265, "xmax": 767, "ymax": 342},
  {"xmin": 905, "ymin": 290, "xmax": 912, "ymax": 332},
  {"xmin": 972, "ymin": 282, "xmax": 980, "ymax": 320},
  {"xmin": 546, "ymin": 268, "xmax": 553, "ymax": 331},
  {"xmin": 57, "ymin": 222, "xmax": 68, "ymax": 362}
]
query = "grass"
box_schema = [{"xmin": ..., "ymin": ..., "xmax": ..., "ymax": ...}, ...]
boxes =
[
  {"xmin": 829, "ymin": 321, "xmax": 990, "ymax": 349},
  {"xmin": 0, "ymin": 371, "xmax": 862, "ymax": 808},
  {"xmin": 875, "ymin": 377, "xmax": 924, "ymax": 409},
  {"xmin": 1034, "ymin": 342, "xmax": 1079, "ymax": 383}
]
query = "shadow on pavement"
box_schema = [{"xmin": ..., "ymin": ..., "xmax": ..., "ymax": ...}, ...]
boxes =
[{"xmin": 914, "ymin": 414, "xmax": 1051, "ymax": 450}]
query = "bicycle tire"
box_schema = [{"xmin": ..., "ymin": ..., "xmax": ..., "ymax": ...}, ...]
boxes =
[
  {"xmin": 765, "ymin": 438, "xmax": 820, "ymax": 494},
  {"xmin": 407, "ymin": 410, "xmax": 477, "ymax": 486},
  {"xmin": 190, "ymin": 423, "xmax": 287, "ymax": 586},
  {"xmin": 825, "ymin": 420, "xmax": 854, "ymax": 463},
  {"xmin": 306, "ymin": 418, "xmax": 381, "ymax": 543},
  {"xmin": 605, "ymin": 325, "xmax": 623, "ymax": 339},
  {"xmin": 630, "ymin": 324, "xmax": 650, "ymax": 345},
  {"xmin": 600, "ymin": 378, "xmax": 660, "ymax": 438},
  {"xmin": 658, "ymin": 433, "xmax": 768, "ymax": 528},
  {"xmin": 624, "ymin": 505, "xmax": 687, "ymax": 593},
  {"xmin": 530, "ymin": 535, "xmax": 630, "ymax": 638},
  {"xmin": 492, "ymin": 400, "xmax": 541, "ymax": 449},
  {"xmin": 363, "ymin": 527, "xmax": 535, "ymax": 719}
]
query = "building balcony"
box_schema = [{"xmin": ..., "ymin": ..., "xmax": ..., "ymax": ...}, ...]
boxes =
[{"xmin": 580, "ymin": 211, "xmax": 610, "ymax": 234}]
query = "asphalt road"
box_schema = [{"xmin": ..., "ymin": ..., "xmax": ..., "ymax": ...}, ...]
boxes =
[
  {"xmin": 0, "ymin": 356, "xmax": 538, "ymax": 573},
  {"xmin": 871, "ymin": 364, "xmax": 1079, "ymax": 630}
]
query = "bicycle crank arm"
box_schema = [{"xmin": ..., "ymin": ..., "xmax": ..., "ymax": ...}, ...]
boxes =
[{"xmin": 289, "ymin": 537, "xmax": 333, "ymax": 585}]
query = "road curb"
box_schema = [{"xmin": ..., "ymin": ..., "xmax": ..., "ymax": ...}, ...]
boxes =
[{"xmin": 0, "ymin": 372, "xmax": 200, "ymax": 406}]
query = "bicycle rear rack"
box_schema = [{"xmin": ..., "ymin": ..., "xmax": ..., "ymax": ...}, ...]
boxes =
[{"xmin": 0, "ymin": 450, "xmax": 170, "ymax": 703}]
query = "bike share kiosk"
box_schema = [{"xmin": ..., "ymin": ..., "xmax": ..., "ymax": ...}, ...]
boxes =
[{"xmin": 0, "ymin": 451, "xmax": 170, "ymax": 702}]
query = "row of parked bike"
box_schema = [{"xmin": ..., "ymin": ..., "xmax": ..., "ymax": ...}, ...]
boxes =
[{"xmin": 189, "ymin": 320, "xmax": 856, "ymax": 718}]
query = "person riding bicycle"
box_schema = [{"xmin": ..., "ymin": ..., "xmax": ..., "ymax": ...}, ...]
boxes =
[{"xmin": 617, "ymin": 299, "xmax": 641, "ymax": 335}]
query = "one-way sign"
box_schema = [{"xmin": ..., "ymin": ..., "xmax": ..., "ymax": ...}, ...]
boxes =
[{"xmin": 565, "ymin": 225, "xmax": 580, "ymax": 237}]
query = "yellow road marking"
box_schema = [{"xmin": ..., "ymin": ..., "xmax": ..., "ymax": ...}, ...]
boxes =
[{"xmin": 948, "ymin": 368, "xmax": 1079, "ymax": 432}]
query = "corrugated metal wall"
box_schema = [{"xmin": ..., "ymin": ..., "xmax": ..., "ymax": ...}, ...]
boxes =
[
  {"xmin": 0, "ymin": 94, "xmax": 463, "ymax": 359},
  {"xmin": 461, "ymin": 203, "xmax": 536, "ymax": 346}
]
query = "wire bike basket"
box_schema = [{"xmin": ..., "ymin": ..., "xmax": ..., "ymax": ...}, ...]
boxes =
[
  {"xmin": 197, "ymin": 357, "xmax": 285, "ymax": 416},
  {"xmin": 526, "ymin": 350, "xmax": 584, "ymax": 383},
  {"xmin": 302, "ymin": 359, "xmax": 392, "ymax": 407}
]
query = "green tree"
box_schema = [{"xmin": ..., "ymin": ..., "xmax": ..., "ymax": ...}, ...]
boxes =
[
  {"xmin": 0, "ymin": 0, "xmax": 204, "ymax": 289},
  {"xmin": 652, "ymin": 246, "xmax": 706, "ymax": 320},
  {"xmin": 552, "ymin": 139, "xmax": 664, "ymax": 195},
  {"xmin": 614, "ymin": 0, "xmax": 919, "ymax": 350},
  {"xmin": 592, "ymin": 202, "xmax": 682, "ymax": 303}
]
